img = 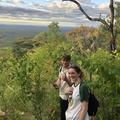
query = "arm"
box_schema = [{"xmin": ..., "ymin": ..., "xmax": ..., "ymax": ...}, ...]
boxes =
[
  {"xmin": 79, "ymin": 83, "xmax": 89, "ymax": 120},
  {"xmin": 53, "ymin": 78, "xmax": 61, "ymax": 89},
  {"xmin": 64, "ymin": 76, "xmax": 73, "ymax": 86},
  {"xmin": 53, "ymin": 69, "xmax": 62, "ymax": 89},
  {"xmin": 63, "ymin": 72, "xmax": 73, "ymax": 86},
  {"xmin": 79, "ymin": 101, "xmax": 88, "ymax": 120},
  {"xmin": 64, "ymin": 87, "xmax": 73, "ymax": 95}
]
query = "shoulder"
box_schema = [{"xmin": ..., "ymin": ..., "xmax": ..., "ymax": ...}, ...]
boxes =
[
  {"xmin": 80, "ymin": 82, "xmax": 88, "ymax": 90},
  {"xmin": 79, "ymin": 81, "xmax": 89, "ymax": 102}
]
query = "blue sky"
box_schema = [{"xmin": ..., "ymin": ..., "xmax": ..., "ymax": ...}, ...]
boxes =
[
  {"xmin": 0, "ymin": 0, "xmax": 119, "ymax": 27},
  {"xmin": 92, "ymin": 0, "xmax": 109, "ymax": 4}
]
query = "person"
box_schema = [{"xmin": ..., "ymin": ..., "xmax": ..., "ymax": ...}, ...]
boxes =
[
  {"xmin": 65, "ymin": 65, "xmax": 89, "ymax": 120},
  {"xmin": 53, "ymin": 54, "xmax": 73, "ymax": 120}
]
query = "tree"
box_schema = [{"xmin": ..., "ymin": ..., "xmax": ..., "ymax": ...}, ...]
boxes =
[
  {"xmin": 32, "ymin": 32, "xmax": 48, "ymax": 47},
  {"xmin": 12, "ymin": 37, "xmax": 34, "ymax": 59},
  {"xmin": 66, "ymin": 26, "xmax": 104, "ymax": 53},
  {"xmin": 62, "ymin": 0, "xmax": 116, "ymax": 52},
  {"xmin": 47, "ymin": 22, "xmax": 65, "ymax": 41}
]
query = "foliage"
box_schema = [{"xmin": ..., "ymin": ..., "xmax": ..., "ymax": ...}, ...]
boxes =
[
  {"xmin": 82, "ymin": 49, "xmax": 120, "ymax": 120},
  {"xmin": 0, "ymin": 21, "xmax": 120, "ymax": 120},
  {"xmin": 66, "ymin": 26, "xmax": 108, "ymax": 57},
  {"xmin": 47, "ymin": 22, "xmax": 65, "ymax": 41},
  {"xmin": 115, "ymin": 2, "xmax": 120, "ymax": 52},
  {"xmin": 32, "ymin": 32, "xmax": 48, "ymax": 47},
  {"xmin": 12, "ymin": 37, "xmax": 34, "ymax": 59},
  {"xmin": 0, "ymin": 24, "xmax": 73, "ymax": 119}
]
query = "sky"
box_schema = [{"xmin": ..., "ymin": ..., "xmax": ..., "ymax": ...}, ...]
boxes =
[{"xmin": 0, "ymin": 0, "xmax": 120, "ymax": 27}]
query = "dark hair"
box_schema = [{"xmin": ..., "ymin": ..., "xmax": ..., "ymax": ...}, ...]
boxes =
[
  {"xmin": 69, "ymin": 65, "xmax": 84, "ymax": 79},
  {"xmin": 61, "ymin": 54, "xmax": 71, "ymax": 61}
]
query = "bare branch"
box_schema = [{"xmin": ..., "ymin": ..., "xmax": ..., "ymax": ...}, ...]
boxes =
[
  {"xmin": 62, "ymin": 0, "xmax": 109, "ymax": 28},
  {"xmin": 62, "ymin": 0, "xmax": 116, "ymax": 51}
]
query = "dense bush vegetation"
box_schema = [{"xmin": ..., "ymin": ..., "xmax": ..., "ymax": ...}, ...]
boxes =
[{"xmin": 0, "ymin": 17, "xmax": 120, "ymax": 120}]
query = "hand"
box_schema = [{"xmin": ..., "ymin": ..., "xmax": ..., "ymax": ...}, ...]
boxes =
[
  {"xmin": 60, "ymin": 72, "xmax": 66, "ymax": 81},
  {"xmin": 53, "ymin": 79, "xmax": 60, "ymax": 89},
  {"xmin": 64, "ymin": 87, "xmax": 73, "ymax": 95},
  {"xmin": 53, "ymin": 83, "xmax": 59, "ymax": 89}
]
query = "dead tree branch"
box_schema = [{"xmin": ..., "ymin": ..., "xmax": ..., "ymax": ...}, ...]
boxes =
[{"xmin": 62, "ymin": 0, "xmax": 116, "ymax": 51}]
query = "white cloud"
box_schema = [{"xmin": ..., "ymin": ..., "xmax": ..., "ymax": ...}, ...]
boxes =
[
  {"xmin": 47, "ymin": 1, "xmax": 77, "ymax": 10},
  {"xmin": 12, "ymin": 0, "xmax": 20, "ymax": 3},
  {"xmin": 98, "ymin": 3, "xmax": 109, "ymax": 10},
  {"xmin": 0, "ymin": 0, "xmax": 24, "ymax": 6},
  {"xmin": 115, "ymin": 0, "xmax": 120, "ymax": 2},
  {"xmin": 12, "ymin": 0, "xmax": 23, "ymax": 4},
  {"xmin": 0, "ymin": 0, "xmax": 111, "ymax": 27}
]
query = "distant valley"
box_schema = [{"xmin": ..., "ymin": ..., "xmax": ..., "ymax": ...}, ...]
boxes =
[{"xmin": 0, "ymin": 24, "xmax": 75, "ymax": 47}]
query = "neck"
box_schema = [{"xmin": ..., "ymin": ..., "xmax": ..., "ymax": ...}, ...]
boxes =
[
  {"xmin": 74, "ymin": 78, "xmax": 81, "ymax": 87},
  {"xmin": 63, "ymin": 65, "xmax": 69, "ymax": 69}
]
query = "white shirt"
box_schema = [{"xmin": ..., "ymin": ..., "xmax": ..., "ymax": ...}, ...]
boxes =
[
  {"xmin": 59, "ymin": 67, "xmax": 69, "ymax": 100},
  {"xmin": 66, "ymin": 84, "xmax": 89, "ymax": 120}
]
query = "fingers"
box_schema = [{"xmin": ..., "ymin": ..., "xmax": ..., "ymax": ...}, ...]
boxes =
[
  {"xmin": 53, "ymin": 83, "xmax": 59, "ymax": 89},
  {"xmin": 64, "ymin": 87, "xmax": 73, "ymax": 95}
]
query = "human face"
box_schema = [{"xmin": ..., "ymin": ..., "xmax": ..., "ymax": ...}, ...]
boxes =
[
  {"xmin": 68, "ymin": 68, "xmax": 80, "ymax": 83},
  {"xmin": 61, "ymin": 59, "xmax": 70, "ymax": 68}
]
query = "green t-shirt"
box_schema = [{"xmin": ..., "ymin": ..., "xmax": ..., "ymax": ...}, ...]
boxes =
[{"xmin": 79, "ymin": 81, "xmax": 89, "ymax": 102}]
